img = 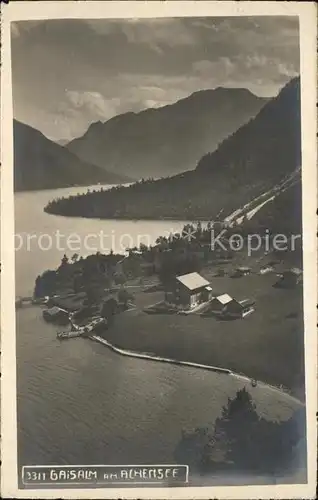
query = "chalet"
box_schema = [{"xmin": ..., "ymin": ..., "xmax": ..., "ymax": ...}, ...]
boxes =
[
  {"xmin": 210, "ymin": 294, "xmax": 233, "ymax": 314},
  {"xmin": 231, "ymin": 266, "xmax": 251, "ymax": 278},
  {"xmin": 275, "ymin": 267, "xmax": 303, "ymax": 288},
  {"xmin": 165, "ymin": 272, "xmax": 213, "ymax": 309},
  {"xmin": 235, "ymin": 298, "xmax": 256, "ymax": 318},
  {"xmin": 210, "ymin": 294, "xmax": 255, "ymax": 319},
  {"xmin": 259, "ymin": 265, "xmax": 274, "ymax": 275}
]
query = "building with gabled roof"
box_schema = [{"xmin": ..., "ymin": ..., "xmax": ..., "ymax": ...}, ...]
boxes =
[
  {"xmin": 176, "ymin": 272, "xmax": 210, "ymax": 290},
  {"xmin": 232, "ymin": 266, "xmax": 251, "ymax": 278},
  {"xmin": 210, "ymin": 294, "xmax": 255, "ymax": 318},
  {"xmin": 165, "ymin": 272, "xmax": 213, "ymax": 309},
  {"xmin": 275, "ymin": 267, "xmax": 303, "ymax": 288},
  {"xmin": 210, "ymin": 294, "xmax": 235, "ymax": 314},
  {"xmin": 213, "ymin": 293, "xmax": 233, "ymax": 305}
]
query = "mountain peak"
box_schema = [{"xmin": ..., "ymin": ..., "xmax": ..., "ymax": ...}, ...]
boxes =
[
  {"xmin": 47, "ymin": 72, "xmax": 301, "ymax": 222},
  {"xmin": 196, "ymin": 74, "xmax": 300, "ymax": 174},
  {"xmin": 67, "ymin": 87, "xmax": 268, "ymax": 179},
  {"xmin": 13, "ymin": 119, "xmax": 132, "ymax": 191},
  {"xmin": 216, "ymin": 86, "xmax": 259, "ymax": 98},
  {"xmin": 90, "ymin": 119, "xmax": 105, "ymax": 129},
  {"xmin": 188, "ymin": 87, "xmax": 260, "ymax": 101}
]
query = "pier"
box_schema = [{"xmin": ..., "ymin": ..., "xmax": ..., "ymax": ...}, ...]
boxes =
[{"xmin": 15, "ymin": 296, "xmax": 48, "ymax": 309}]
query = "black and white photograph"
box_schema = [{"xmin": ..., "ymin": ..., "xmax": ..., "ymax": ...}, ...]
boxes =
[{"xmin": 1, "ymin": 1, "xmax": 317, "ymax": 498}]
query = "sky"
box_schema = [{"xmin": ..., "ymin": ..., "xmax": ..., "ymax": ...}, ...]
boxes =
[{"xmin": 11, "ymin": 17, "xmax": 300, "ymax": 141}]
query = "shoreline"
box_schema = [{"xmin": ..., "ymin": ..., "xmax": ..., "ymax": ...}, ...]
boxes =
[
  {"xmin": 15, "ymin": 298, "xmax": 304, "ymax": 406},
  {"xmin": 30, "ymin": 246, "xmax": 304, "ymax": 402},
  {"xmin": 89, "ymin": 334, "xmax": 304, "ymax": 407},
  {"xmin": 14, "ymin": 181, "xmax": 129, "ymax": 194},
  {"xmin": 89, "ymin": 333, "xmax": 231, "ymax": 374},
  {"xmin": 43, "ymin": 209, "xmax": 215, "ymax": 222}
]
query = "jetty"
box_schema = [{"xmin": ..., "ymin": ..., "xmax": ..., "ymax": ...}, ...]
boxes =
[
  {"xmin": 15, "ymin": 296, "xmax": 49, "ymax": 309},
  {"xmin": 57, "ymin": 316, "xmax": 107, "ymax": 340}
]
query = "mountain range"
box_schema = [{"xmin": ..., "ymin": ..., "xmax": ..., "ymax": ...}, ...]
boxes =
[
  {"xmin": 44, "ymin": 77, "xmax": 301, "ymax": 227},
  {"xmin": 13, "ymin": 120, "xmax": 131, "ymax": 192},
  {"xmin": 66, "ymin": 87, "xmax": 268, "ymax": 179}
]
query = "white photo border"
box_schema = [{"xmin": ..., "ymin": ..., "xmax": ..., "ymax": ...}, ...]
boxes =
[{"xmin": 1, "ymin": 2, "xmax": 317, "ymax": 498}]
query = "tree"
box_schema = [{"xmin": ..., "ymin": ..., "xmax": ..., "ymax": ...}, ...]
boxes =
[
  {"xmin": 158, "ymin": 251, "xmax": 201, "ymax": 288},
  {"xmin": 101, "ymin": 297, "xmax": 118, "ymax": 325},
  {"xmin": 155, "ymin": 236, "xmax": 168, "ymax": 249},
  {"xmin": 73, "ymin": 273, "xmax": 80, "ymax": 293},
  {"xmin": 208, "ymin": 387, "xmax": 259, "ymax": 469},
  {"xmin": 139, "ymin": 242, "xmax": 148, "ymax": 253},
  {"xmin": 71, "ymin": 253, "xmax": 79, "ymax": 263},
  {"xmin": 174, "ymin": 387, "xmax": 306, "ymax": 477},
  {"xmin": 33, "ymin": 275, "xmax": 45, "ymax": 298},
  {"xmin": 33, "ymin": 270, "xmax": 58, "ymax": 298},
  {"xmin": 114, "ymin": 272, "xmax": 127, "ymax": 285},
  {"xmin": 61, "ymin": 254, "xmax": 68, "ymax": 266},
  {"xmin": 85, "ymin": 285, "xmax": 101, "ymax": 306},
  {"xmin": 118, "ymin": 288, "xmax": 134, "ymax": 308},
  {"xmin": 174, "ymin": 428, "xmax": 210, "ymax": 473}
]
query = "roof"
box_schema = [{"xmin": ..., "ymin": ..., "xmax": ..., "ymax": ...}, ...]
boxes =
[
  {"xmin": 176, "ymin": 272, "xmax": 210, "ymax": 291},
  {"xmin": 280, "ymin": 267, "xmax": 302, "ymax": 277},
  {"xmin": 214, "ymin": 293, "xmax": 233, "ymax": 305},
  {"xmin": 205, "ymin": 286, "xmax": 213, "ymax": 291},
  {"xmin": 290, "ymin": 267, "xmax": 302, "ymax": 275},
  {"xmin": 239, "ymin": 298, "xmax": 255, "ymax": 308}
]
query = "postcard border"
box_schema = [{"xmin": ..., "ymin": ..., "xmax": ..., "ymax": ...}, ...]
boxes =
[{"xmin": 1, "ymin": 2, "xmax": 317, "ymax": 499}]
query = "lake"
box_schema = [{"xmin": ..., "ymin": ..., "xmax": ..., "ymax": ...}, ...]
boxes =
[
  {"xmin": 15, "ymin": 185, "xmax": 192, "ymax": 297},
  {"xmin": 12, "ymin": 186, "xmax": 300, "ymax": 481}
]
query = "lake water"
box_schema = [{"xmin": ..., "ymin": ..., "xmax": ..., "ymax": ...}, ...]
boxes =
[
  {"xmin": 11, "ymin": 186, "xmax": 300, "ymax": 481},
  {"xmin": 14, "ymin": 185, "xmax": 192, "ymax": 297}
]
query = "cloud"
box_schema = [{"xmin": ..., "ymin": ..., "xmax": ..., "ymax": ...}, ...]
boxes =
[
  {"xmin": 86, "ymin": 18, "xmax": 197, "ymax": 46},
  {"xmin": 11, "ymin": 21, "xmax": 40, "ymax": 38},
  {"xmin": 54, "ymin": 91, "xmax": 123, "ymax": 136},
  {"xmin": 192, "ymin": 58, "xmax": 235, "ymax": 79},
  {"xmin": 142, "ymin": 99, "xmax": 162, "ymax": 109},
  {"xmin": 64, "ymin": 90, "xmax": 120, "ymax": 117},
  {"xmin": 11, "ymin": 23, "xmax": 20, "ymax": 38},
  {"xmin": 11, "ymin": 16, "xmax": 300, "ymax": 140}
]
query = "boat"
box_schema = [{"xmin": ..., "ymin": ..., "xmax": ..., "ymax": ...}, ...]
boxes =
[
  {"xmin": 76, "ymin": 317, "xmax": 107, "ymax": 335},
  {"xmin": 57, "ymin": 330, "xmax": 83, "ymax": 340},
  {"xmin": 32, "ymin": 296, "xmax": 50, "ymax": 305},
  {"xmin": 57, "ymin": 316, "xmax": 107, "ymax": 340},
  {"xmin": 16, "ymin": 295, "xmax": 50, "ymax": 309}
]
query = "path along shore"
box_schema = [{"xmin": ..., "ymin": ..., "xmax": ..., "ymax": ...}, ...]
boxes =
[{"xmin": 89, "ymin": 334, "xmax": 304, "ymax": 407}]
